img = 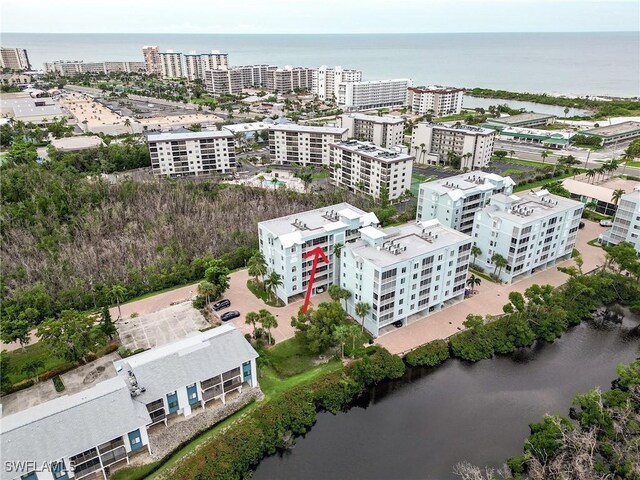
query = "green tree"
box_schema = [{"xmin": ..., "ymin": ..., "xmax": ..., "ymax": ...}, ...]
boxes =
[
  {"xmin": 291, "ymin": 301, "xmax": 346, "ymax": 354},
  {"xmin": 466, "ymin": 274, "xmax": 481, "ymax": 293},
  {"xmin": 354, "ymin": 302, "xmax": 371, "ymax": 333},
  {"xmin": 205, "ymin": 260, "xmax": 231, "ymax": 297},
  {"xmin": 245, "ymin": 311, "xmax": 260, "ymax": 337},
  {"xmin": 494, "ymin": 150, "xmax": 508, "ymax": 160},
  {"xmin": 611, "ymin": 188, "xmax": 625, "ymax": 205},
  {"xmin": 110, "ymin": 284, "xmax": 127, "ymax": 320},
  {"xmin": 264, "ymin": 271, "xmax": 284, "ymax": 302},
  {"xmin": 541, "ymin": 150, "xmax": 550, "ymax": 164},
  {"xmin": 7, "ymin": 140, "xmax": 38, "ymax": 164},
  {"xmin": 198, "ymin": 280, "xmax": 217, "ymax": 305},
  {"xmin": 22, "ymin": 359, "xmax": 45, "ymax": 384},
  {"xmin": 100, "ymin": 306, "xmax": 117, "ymax": 340},
  {"xmin": 491, "ymin": 253, "xmax": 508, "ymax": 278},
  {"xmin": 0, "ymin": 316, "xmax": 32, "ymax": 350},
  {"xmin": 258, "ymin": 309, "xmax": 278, "ymax": 345},
  {"xmin": 37, "ymin": 310, "xmax": 104, "ymax": 363},
  {"xmin": 328, "ymin": 284, "xmax": 351, "ymax": 311},
  {"xmin": 247, "ymin": 252, "xmax": 267, "ymax": 285},
  {"xmin": 470, "ymin": 244, "xmax": 482, "ymax": 266}
]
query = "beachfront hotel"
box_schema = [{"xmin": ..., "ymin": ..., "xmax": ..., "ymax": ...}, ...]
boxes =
[
  {"xmin": 268, "ymin": 124, "xmax": 348, "ymax": 166},
  {"xmin": 184, "ymin": 51, "xmax": 229, "ymax": 81},
  {"xmin": 0, "ymin": 47, "xmax": 31, "ymax": 71},
  {"xmin": 338, "ymin": 113, "xmax": 406, "ymax": 148},
  {"xmin": 204, "ymin": 69, "xmax": 243, "ymax": 95},
  {"xmin": 336, "ymin": 79, "xmax": 412, "ymax": 111},
  {"xmin": 329, "ymin": 140, "xmax": 413, "ymax": 201},
  {"xmin": 411, "ymin": 122, "xmax": 496, "ymax": 169},
  {"xmin": 599, "ymin": 187, "xmax": 640, "ymax": 254},
  {"xmin": 258, "ymin": 204, "xmax": 379, "ymax": 305},
  {"xmin": 341, "ymin": 220, "xmax": 472, "ymax": 336},
  {"xmin": 159, "ymin": 51, "xmax": 185, "ymax": 79},
  {"xmin": 407, "ymin": 85, "xmax": 464, "ymax": 116},
  {"xmin": 416, "ymin": 171, "xmax": 515, "ymax": 235},
  {"xmin": 147, "ymin": 129, "xmax": 236, "ymax": 177},
  {"xmin": 472, "ymin": 190, "xmax": 584, "ymax": 283},
  {"xmin": 0, "ymin": 326, "xmax": 258, "ymax": 480},
  {"xmin": 313, "ymin": 66, "xmax": 363, "ymax": 101}
]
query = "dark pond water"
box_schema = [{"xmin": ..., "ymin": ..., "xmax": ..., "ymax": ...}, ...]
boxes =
[{"xmin": 253, "ymin": 307, "xmax": 639, "ymax": 480}]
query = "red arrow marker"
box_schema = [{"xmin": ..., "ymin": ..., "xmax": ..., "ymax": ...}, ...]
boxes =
[{"xmin": 301, "ymin": 246, "xmax": 329, "ymax": 314}]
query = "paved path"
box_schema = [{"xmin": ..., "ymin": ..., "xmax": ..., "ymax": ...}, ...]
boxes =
[{"xmin": 376, "ymin": 220, "xmax": 607, "ymax": 355}]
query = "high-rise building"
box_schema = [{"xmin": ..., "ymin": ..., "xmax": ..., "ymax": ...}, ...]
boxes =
[
  {"xmin": 258, "ymin": 203, "xmax": 379, "ymax": 305},
  {"xmin": 184, "ymin": 51, "xmax": 229, "ymax": 81},
  {"xmin": 599, "ymin": 187, "xmax": 640, "ymax": 253},
  {"xmin": 147, "ymin": 130, "xmax": 236, "ymax": 177},
  {"xmin": 159, "ymin": 51, "xmax": 184, "ymax": 79},
  {"xmin": 416, "ymin": 171, "xmax": 515, "ymax": 235},
  {"xmin": 142, "ymin": 46, "xmax": 162, "ymax": 75},
  {"xmin": 204, "ymin": 69, "xmax": 243, "ymax": 95},
  {"xmin": 44, "ymin": 60, "xmax": 146, "ymax": 76},
  {"xmin": 336, "ymin": 79, "xmax": 412, "ymax": 111},
  {"xmin": 265, "ymin": 66, "xmax": 315, "ymax": 93},
  {"xmin": 411, "ymin": 122, "xmax": 496, "ymax": 169},
  {"xmin": 0, "ymin": 47, "xmax": 31, "ymax": 71},
  {"xmin": 472, "ymin": 190, "xmax": 584, "ymax": 283},
  {"xmin": 341, "ymin": 220, "xmax": 472, "ymax": 336},
  {"xmin": 329, "ymin": 140, "xmax": 413, "ymax": 201},
  {"xmin": 338, "ymin": 113, "xmax": 405, "ymax": 148},
  {"xmin": 234, "ymin": 65, "xmax": 277, "ymax": 88},
  {"xmin": 407, "ymin": 85, "xmax": 464, "ymax": 116},
  {"xmin": 268, "ymin": 124, "xmax": 348, "ymax": 166},
  {"xmin": 313, "ymin": 66, "xmax": 363, "ymax": 101}
]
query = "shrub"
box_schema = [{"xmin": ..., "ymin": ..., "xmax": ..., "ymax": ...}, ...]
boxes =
[
  {"xmin": 449, "ymin": 328, "xmax": 494, "ymax": 362},
  {"xmin": 118, "ymin": 345, "xmax": 131, "ymax": 358},
  {"xmin": 130, "ymin": 312, "xmax": 139, "ymax": 318},
  {"xmin": 405, "ymin": 339, "xmax": 450, "ymax": 367},
  {"xmin": 52, "ymin": 375, "xmax": 65, "ymax": 392}
]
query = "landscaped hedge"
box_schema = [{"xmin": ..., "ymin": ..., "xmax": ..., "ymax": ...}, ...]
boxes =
[{"xmin": 405, "ymin": 339, "xmax": 450, "ymax": 367}]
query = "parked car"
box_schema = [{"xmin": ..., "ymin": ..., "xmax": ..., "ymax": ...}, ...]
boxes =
[
  {"xmin": 578, "ymin": 221, "xmax": 585, "ymax": 229},
  {"xmin": 220, "ymin": 310, "xmax": 240, "ymax": 322},
  {"xmin": 212, "ymin": 299, "xmax": 231, "ymax": 311},
  {"xmin": 599, "ymin": 219, "xmax": 613, "ymax": 227},
  {"xmin": 392, "ymin": 320, "xmax": 403, "ymax": 328}
]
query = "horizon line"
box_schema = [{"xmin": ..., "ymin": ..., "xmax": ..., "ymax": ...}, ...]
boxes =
[{"xmin": 3, "ymin": 30, "xmax": 638, "ymax": 35}]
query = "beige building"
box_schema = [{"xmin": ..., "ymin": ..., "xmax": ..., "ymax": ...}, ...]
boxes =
[
  {"xmin": 142, "ymin": 46, "xmax": 162, "ymax": 75},
  {"xmin": 160, "ymin": 51, "xmax": 185, "ymax": 79},
  {"xmin": 330, "ymin": 140, "xmax": 413, "ymax": 200},
  {"xmin": 269, "ymin": 124, "xmax": 348, "ymax": 166},
  {"xmin": 411, "ymin": 122, "xmax": 496, "ymax": 169},
  {"xmin": 44, "ymin": 60, "xmax": 145, "ymax": 76},
  {"xmin": 265, "ymin": 66, "xmax": 315, "ymax": 93},
  {"xmin": 408, "ymin": 85, "xmax": 464, "ymax": 116},
  {"xmin": 0, "ymin": 47, "xmax": 31, "ymax": 71},
  {"xmin": 184, "ymin": 51, "xmax": 229, "ymax": 81},
  {"xmin": 338, "ymin": 113, "xmax": 405, "ymax": 148},
  {"xmin": 204, "ymin": 69, "xmax": 243, "ymax": 95}
]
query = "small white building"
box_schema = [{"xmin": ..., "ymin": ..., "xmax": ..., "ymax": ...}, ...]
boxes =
[
  {"xmin": 600, "ymin": 187, "xmax": 640, "ymax": 254},
  {"xmin": 411, "ymin": 122, "xmax": 496, "ymax": 169},
  {"xmin": 407, "ymin": 85, "xmax": 464, "ymax": 116},
  {"xmin": 258, "ymin": 203, "xmax": 379, "ymax": 305},
  {"xmin": 338, "ymin": 113, "xmax": 405, "ymax": 148},
  {"xmin": 147, "ymin": 129, "xmax": 236, "ymax": 177},
  {"xmin": 416, "ymin": 171, "xmax": 515, "ymax": 235},
  {"xmin": 268, "ymin": 124, "xmax": 348, "ymax": 166},
  {"xmin": 472, "ymin": 190, "xmax": 584, "ymax": 283},
  {"xmin": 329, "ymin": 140, "xmax": 414, "ymax": 201},
  {"xmin": 341, "ymin": 220, "xmax": 472, "ymax": 336},
  {"xmin": 337, "ymin": 79, "xmax": 412, "ymax": 112}
]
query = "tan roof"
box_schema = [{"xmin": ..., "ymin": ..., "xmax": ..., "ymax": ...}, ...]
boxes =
[{"xmin": 561, "ymin": 178, "xmax": 616, "ymax": 204}]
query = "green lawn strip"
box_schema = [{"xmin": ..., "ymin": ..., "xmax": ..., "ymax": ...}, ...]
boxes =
[
  {"xmin": 4, "ymin": 342, "xmax": 72, "ymax": 385},
  {"xmin": 311, "ymin": 169, "xmax": 330, "ymax": 180},
  {"xmin": 410, "ymin": 175, "xmax": 434, "ymax": 196},
  {"xmin": 261, "ymin": 337, "xmax": 317, "ymax": 378},
  {"xmin": 625, "ymin": 161, "xmax": 640, "ymax": 168},
  {"xmin": 587, "ymin": 238, "xmax": 604, "ymax": 248},
  {"xmin": 246, "ymin": 280, "xmax": 283, "ymax": 307},
  {"xmin": 513, "ymin": 171, "xmax": 581, "ymax": 192},
  {"xmin": 111, "ymin": 462, "xmax": 160, "ymax": 480},
  {"xmin": 469, "ymin": 267, "xmax": 497, "ymax": 284},
  {"xmin": 500, "ymin": 168, "xmax": 526, "ymax": 176},
  {"xmin": 121, "ymin": 281, "xmax": 200, "ymax": 306},
  {"xmin": 493, "ymin": 157, "xmax": 552, "ymax": 167}
]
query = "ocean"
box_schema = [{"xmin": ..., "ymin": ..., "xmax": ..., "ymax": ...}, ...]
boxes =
[{"xmin": 3, "ymin": 32, "xmax": 639, "ymax": 97}]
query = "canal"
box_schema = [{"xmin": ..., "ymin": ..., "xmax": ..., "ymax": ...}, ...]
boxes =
[{"xmin": 253, "ymin": 307, "xmax": 639, "ymax": 480}]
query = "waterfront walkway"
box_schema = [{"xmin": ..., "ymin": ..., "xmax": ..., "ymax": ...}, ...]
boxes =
[{"xmin": 376, "ymin": 220, "xmax": 606, "ymax": 355}]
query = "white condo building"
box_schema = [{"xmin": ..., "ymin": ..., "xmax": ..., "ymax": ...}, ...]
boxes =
[
  {"xmin": 235, "ymin": 64, "xmax": 277, "ymax": 88},
  {"xmin": 338, "ymin": 113, "xmax": 405, "ymax": 148},
  {"xmin": 184, "ymin": 51, "xmax": 229, "ymax": 81},
  {"xmin": 204, "ymin": 69, "xmax": 243, "ymax": 95},
  {"xmin": 147, "ymin": 130, "xmax": 236, "ymax": 177},
  {"xmin": 600, "ymin": 187, "xmax": 640, "ymax": 254},
  {"xmin": 416, "ymin": 171, "xmax": 515, "ymax": 234},
  {"xmin": 329, "ymin": 140, "xmax": 413, "ymax": 201},
  {"xmin": 258, "ymin": 203, "xmax": 379, "ymax": 305},
  {"xmin": 411, "ymin": 122, "xmax": 496, "ymax": 169},
  {"xmin": 341, "ymin": 220, "xmax": 472, "ymax": 336},
  {"xmin": 265, "ymin": 66, "xmax": 315, "ymax": 93},
  {"xmin": 337, "ymin": 79, "xmax": 412, "ymax": 111},
  {"xmin": 268, "ymin": 124, "xmax": 348, "ymax": 166},
  {"xmin": 408, "ymin": 85, "xmax": 464, "ymax": 116},
  {"xmin": 44, "ymin": 61, "xmax": 146, "ymax": 76},
  {"xmin": 473, "ymin": 190, "xmax": 584, "ymax": 283},
  {"xmin": 0, "ymin": 47, "xmax": 30, "ymax": 71},
  {"xmin": 160, "ymin": 51, "xmax": 184, "ymax": 79},
  {"xmin": 313, "ymin": 66, "xmax": 363, "ymax": 101}
]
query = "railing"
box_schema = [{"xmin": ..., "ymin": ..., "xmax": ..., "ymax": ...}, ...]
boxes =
[
  {"xmin": 203, "ymin": 385, "xmax": 223, "ymax": 401},
  {"xmin": 101, "ymin": 447, "xmax": 128, "ymax": 467},
  {"xmin": 98, "ymin": 437, "xmax": 124, "ymax": 455}
]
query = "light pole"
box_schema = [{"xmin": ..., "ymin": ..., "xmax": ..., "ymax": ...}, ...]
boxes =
[{"xmin": 584, "ymin": 149, "xmax": 591, "ymax": 170}]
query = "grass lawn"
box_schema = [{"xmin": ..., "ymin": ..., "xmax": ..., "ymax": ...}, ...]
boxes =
[
  {"xmin": 311, "ymin": 169, "xmax": 330, "ymax": 180},
  {"xmin": 500, "ymin": 168, "xmax": 526, "ymax": 176},
  {"xmin": 410, "ymin": 174, "xmax": 435, "ymax": 196},
  {"xmin": 434, "ymin": 113, "xmax": 471, "ymax": 122},
  {"xmin": 513, "ymin": 170, "xmax": 584, "ymax": 193},
  {"xmin": 493, "ymin": 156, "xmax": 551, "ymax": 167},
  {"xmin": 246, "ymin": 279, "xmax": 284, "ymax": 307},
  {"xmin": 4, "ymin": 342, "xmax": 72, "ymax": 385},
  {"xmin": 122, "ymin": 281, "xmax": 200, "ymax": 306},
  {"xmin": 625, "ymin": 161, "xmax": 640, "ymax": 168},
  {"xmin": 261, "ymin": 336, "xmax": 318, "ymax": 378}
]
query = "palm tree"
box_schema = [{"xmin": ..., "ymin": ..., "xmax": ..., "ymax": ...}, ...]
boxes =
[
  {"xmin": 491, "ymin": 253, "xmax": 508, "ymax": 279},
  {"xmin": 563, "ymin": 107, "xmax": 570, "ymax": 119},
  {"xmin": 540, "ymin": 150, "xmax": 550, "ymax": 164},
  {"xmin": 332, "ymin": 243, "xmax": 343, "ymax": 281},
  {"xmin": 509, "ymin": 150, "xmax": 516, "ymax": 159},
  {"xmin": 470, "ymin": 245, "xmax": 482, "ymax": 267},
  {"xmin": 333, "ymin": 324, "xmax": 350, "ymax": 359},
  {"xmin": 466, "ymin": 274, "xmax": 481, "ymax": 293},
  {"xmin": 245, "ymin": 311, "xmax": 260, "ymax": 337},
  {"xmin": 258, "ymin": 309, "xmax": 278, "ymax": 345},
  {"xmin": 247, "ymin": 253, "xmax": 267, "ymax": 285},
  {"xmin": 354, "ymin": 302, "xmax": 371, "ymax": 333},
  {"xmin": 110, "ymin": 284, "xmax": 127, "ymax": 320},
  {"xmin": 586, "ymin": 169, "xmax": 596, "ymax": 184},
  {"xmin": 264, "ymin": 271, "xmax": 284, "ymax": 302},
  {"xmin": 611, "ymin": 189, "xmax": 625, "ymax": 205},
  {"xmin": 198, "ymin": 280, "xmax": 216, "ymax": 306},
  {"xmin": 123, "ymin": 118, "xmax": 132, "ymax": 134}
]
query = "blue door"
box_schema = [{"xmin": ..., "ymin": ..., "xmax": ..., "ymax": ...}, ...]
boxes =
[
  {"xmin": 166, "ymin": 392, "xmax": 179, "ymax": 414},
  {"xmin": 128, "ymin": 429, "xmax": 143, "ymax": 452},
  {"xmin": 187, "ymin": 384, "xmax": 199, "ymax": 405},
  {"xmin": 242, "ymin": 361, "xmax": 252, "ymax": 382}
]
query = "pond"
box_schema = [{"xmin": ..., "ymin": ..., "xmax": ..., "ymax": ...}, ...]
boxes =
[{"xmin": 253, "ymin": 307, "xmax": 639, "ymax": 480}]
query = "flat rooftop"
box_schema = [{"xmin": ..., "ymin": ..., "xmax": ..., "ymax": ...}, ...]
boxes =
[
  {"xmin": 51, "ymin": 135, "xmax": 104, "ymax": 151},
  {"xmin": 348, "ymin": 220, "xmax": 471, "ymax": 268},
  {"xmin": 332, "ymin": 140, "xmax": 414, "ymax": 163},
  {"xmin": 579, "ymin": 121, "xmax": 640, "ymax": 138},
  {"xmin": 417, "ymin": 122, "xmax": 495, "ymax": 135},
  {"xmin": 222, "ymin": 122, "xmax": 272, "ymax": 133},
  {"xmin": 489, "ymin": 112, "xmax": 557, "ymax": 124},
  {"xmin": 484, "ymin": 190, "xmax": 583, "ymax": 223},
  {"xmin": 147, "ymin": 129, "xmax": 233, "ymax": 142},
  {"xmin": 409, "ymin": 85, "xmax": 464, "ymax": 94},
  {"xmin": 1, "ymin": 97, "xmax": 64, "ymax": 118},
  {"xmin": 342, "ymin": 113, "xmax": 405, "ymax": 125},
  {"xmin": 269, "ymin": 124, "xmax": 348, "ymax": 135},
  {"xmin": 420, "ymin": 171, "xmax": 515, "ymax": 201}
]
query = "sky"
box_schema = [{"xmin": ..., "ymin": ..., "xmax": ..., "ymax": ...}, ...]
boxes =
[{"xmin": 2, "ymin": 0, "xmax": 639, "ymax": 33}]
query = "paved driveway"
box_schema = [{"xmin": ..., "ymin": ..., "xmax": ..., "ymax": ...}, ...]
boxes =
[{"xmin": 376, "ymin": 220, "xmax": 607, "ymax": 355}]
